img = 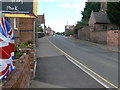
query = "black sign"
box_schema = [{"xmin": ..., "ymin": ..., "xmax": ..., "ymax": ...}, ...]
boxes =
[{"xmin": 2, "ymin": 0, "xmax": 34, "ymax": 14}]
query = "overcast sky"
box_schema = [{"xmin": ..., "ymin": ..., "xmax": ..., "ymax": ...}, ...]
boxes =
[{"xmin": 38, "ymin": 0, "xmax": 87, "ymax": 32}]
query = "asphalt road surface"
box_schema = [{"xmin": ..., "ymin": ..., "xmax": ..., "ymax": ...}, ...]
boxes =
[
  {"xmin": 30, "ymin": 37, "xmax": 107, "ymax": 88},
  {"xmin": 48, "ymin": 35, "xmax": 118, "ymax": 87}
]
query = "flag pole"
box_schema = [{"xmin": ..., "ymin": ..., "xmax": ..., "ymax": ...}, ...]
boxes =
[{"xmin": 0, "ymin": 0, "xmax": 3, "ymax": 19}]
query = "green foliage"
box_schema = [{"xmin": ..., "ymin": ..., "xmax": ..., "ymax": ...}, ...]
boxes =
[
  {"xmin": 107, "ymin": 2, "xmax": 120, "ymax": 27},
  {"xmin": 75, "ymin": 2, "xmax": 100, "ymax": 30},
  {"xmin": 81, "ymin": 2, "xmax": 100, "ymax": 25},
  {"xmin": 15, "ymin": 51, "xmax": 23, "ymax": 59},
  {"xmin": 36, "ymin": 22, "xmax": 44, "ymax": 32},
  {"xmin": 66, "ymin": 30, "xmax": 74, "ymax": 36},
  {"xmin": 38, "ymin": 26, "xmax": 43, "ymax": 32},
  {"xmin": 19, "ymin": 42, "xmax": 25, "ymax": 48},
  {"xmin": 27, "ymin": 40, "xmax": 33, "ymax": 44},
  {"xmin": 14, "ymin": 46, "xmax": 23, "ymax": 59},
  {"xmin": 26, "ymin": 44, "xmax": 33, "ymax": 49},
  {"xmin": 56, "ymin": 32, "xmax": 61, "ymax": 35}
]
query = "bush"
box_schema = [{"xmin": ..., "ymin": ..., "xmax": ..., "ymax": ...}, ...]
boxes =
[
  {"xmin": 26, "ymin": 44, "xmax": 33, "ymax": 49},
  {"xmin": 27, "ymin": 40, "xmax": 33, "ymax": 44},
  {"xmin": 19, "ymin": 42, "xmax": 25, "ymax": 48}
]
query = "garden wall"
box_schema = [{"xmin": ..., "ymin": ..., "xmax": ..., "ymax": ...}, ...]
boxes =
[
  {"xmin": 78, "ymin": 27, "xmax": 119, "ymax": 46},
  {"xmin": 2, "ymin": 54, "xmax": 31, "ymax": 88}
]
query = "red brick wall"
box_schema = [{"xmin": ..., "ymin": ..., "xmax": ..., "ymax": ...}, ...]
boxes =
[
  {"xmin": 19, "ymin": 18, "xmax": 34, "ymax": 42},
  {"xmin": 107, "ymin": 30, "xmax": 119, "ymax": 46},
  {"xmin": 20, "ymin": 31, "xmax": 34, "ymax": 42},
  {"xmin": 90, "ymin": 31, "xmax": 107, "ymax": 44},
  {"xmin": 10, "ymin": 18, "xmax": 34, "ymax": 44},
  {"xmin": 2, "ymin": 54, "xmax": 31, "ymax": 88},
  {"xmin": 90, "ymin": 30, "xmax": 119, "ymax": 46},
  {"xmin": 78, "ymin": 27, "xmax": 90, "ymax": 41},
  {"xmin": 78, "ymin": 26, "xmax": 119, "ymax": 46},
  {"xmin": 19, "ymin": 18, "xmax": 34, "ymax": 30}
]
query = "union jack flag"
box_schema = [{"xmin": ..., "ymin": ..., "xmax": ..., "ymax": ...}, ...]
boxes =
[{"xmin": 0, "ymin": 18, "xmax": 14, "ymax": 80}]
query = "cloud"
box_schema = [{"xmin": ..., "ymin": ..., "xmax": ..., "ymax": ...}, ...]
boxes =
[
  {"xmin": 58, "ymin": 1, "xmax": 87, "ymax": 12},
  {"xmin": 38, "ymin": 0, "xmax": 83, "ymax": 2}
]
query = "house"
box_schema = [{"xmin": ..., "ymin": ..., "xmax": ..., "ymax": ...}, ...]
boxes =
[
  {"xmin": 89, "ymin": 0, "xmax": 118, "ymax": 31},
  {"xmin": 45, "ymin": 26, "xmax": 55, "ymax": 36},
  {"xmin": 89, "ymin": 11, "xmax": 111, "ymax": 31},
  {"xmin": 65, "ymin": 25, "xmax": 75, "ymax": 36},
  {"xmin": 88, "ymin": 0, "xmax": 119, "ymax": 46}
]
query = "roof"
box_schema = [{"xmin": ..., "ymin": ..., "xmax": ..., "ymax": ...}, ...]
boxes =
[{"xmin": 93, "ymin": 12, "xmax": 111, "ymax": 24}]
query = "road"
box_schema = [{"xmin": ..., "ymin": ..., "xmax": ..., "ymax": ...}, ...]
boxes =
[
  {"xmin": 48, "ymin": 35, "xmax": 118, "ymax": 87},
  {"xmin": 30, "ymin": 37, "xmax": 106, "ymax": 88}
]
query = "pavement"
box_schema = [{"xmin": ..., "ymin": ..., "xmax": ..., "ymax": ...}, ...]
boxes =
[{"xmin": 30, "ymin": 37, "xmax": 105, "ymax": 88}]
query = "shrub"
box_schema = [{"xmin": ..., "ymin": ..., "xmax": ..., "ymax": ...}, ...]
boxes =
[
  {"xmin": 19, "ymin": 42, "xmax": 25, "ymax": 48},
  {"xmin": 26, "ymin": 44, "xmax": 33, "ymax": 49},
  {"xmin": 27, "ymin": 40, "xmax": 33, "ymax": 44}
]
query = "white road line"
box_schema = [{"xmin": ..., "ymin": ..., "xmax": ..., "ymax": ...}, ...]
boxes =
[{"xmin": 66, "ymin": 56, "xmax": 110, "ymax": 88}]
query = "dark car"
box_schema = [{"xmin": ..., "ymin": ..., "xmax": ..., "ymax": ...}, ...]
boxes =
[{"xmin": 38, "ymin": 32, "xmax": 45, "ymax": 38}]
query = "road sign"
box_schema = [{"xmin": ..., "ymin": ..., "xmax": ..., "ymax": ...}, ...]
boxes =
[{"xmin": 2, "ymin": 0, "xmax": 34, "ymax": 14}]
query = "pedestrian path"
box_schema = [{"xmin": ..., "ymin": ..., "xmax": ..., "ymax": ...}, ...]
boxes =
[{"xmin": 30, "ymin": 37, "xmax": 105, "ymax": 88}]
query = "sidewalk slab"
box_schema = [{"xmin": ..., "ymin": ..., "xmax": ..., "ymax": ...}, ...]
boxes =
[{"xmin": 37, "ymin": 37, "xmax": 63, "ymax": 57}]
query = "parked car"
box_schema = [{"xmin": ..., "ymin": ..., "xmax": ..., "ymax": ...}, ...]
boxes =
[{"xmin": 38, "ymin": 32, "xmax": 45, "ymax": 38}]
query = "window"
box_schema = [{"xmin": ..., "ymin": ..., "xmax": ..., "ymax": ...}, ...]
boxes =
[{"xmin": 103, "ymin": 24, "xmax": 107, "ymax": 30}]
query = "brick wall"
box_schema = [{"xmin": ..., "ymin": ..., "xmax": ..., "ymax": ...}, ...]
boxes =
[
  {"xmin": 11, "ymin": 18, "xmax": 34, "ymax": 44},
  {"xmin": 107, "ymin": 30, "xmax": 119, "ymax": 46},
  {"xmin": 78, "ymin": 26, "xmax": 119, "ymax": 46},
  {"xmin": 78, "ymin": 27, "xmax": 90, "ymax": 41},
  {"xmin": 2, "ymin": 54, "xmax": 31, "ymax": 88},
  {"xmin": 19, "ymin": 18, "xmax": 34, "ymax": 30},
  {"xmin": 20, "ymin": 31, "xmax": 34, "ymax": 42},
  {"xmin": 90, "ymin": 31, "xmax": 107, "ymax": 44},
  {"xmin": 90, "ymin": 30, "xmax": 119, "ymax": 46},
  {"xmin": 19, "ymin": 18, "xmax": 34, "ymax": 43}
]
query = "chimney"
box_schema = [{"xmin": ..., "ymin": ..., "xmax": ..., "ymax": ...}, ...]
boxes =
[{"xmin": 100, "ymin": 0, "xmax": 107, "ymax": 12}]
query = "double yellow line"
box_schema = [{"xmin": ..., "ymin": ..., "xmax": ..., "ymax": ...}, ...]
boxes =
[{"xmin": 47, "ymin": 38, "xmax": 119, "ymax": 89}]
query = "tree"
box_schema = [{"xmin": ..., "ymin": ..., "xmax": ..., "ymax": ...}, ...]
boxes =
[
  {"xmin": 81, "ymin": 2, "xmax": 100, "ymax": 25},
  {"xmin": 36, "ymin": 22, "xmax": 43, "ymax": 32},
  {"xmin": 107, "ymin": 2, "xmax": 120, "ymax": 27},
  {"xmin": 56, "ymin": 32, "xmax": 61, "ymax": 35},
  {"xmin": 75, "ymin": 2, "xmax": 100, "ymax": 30}
]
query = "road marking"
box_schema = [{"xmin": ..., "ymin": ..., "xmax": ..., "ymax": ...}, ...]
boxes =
[
  {"xmin": 47, "ymin": 38, "xmax": 119, "ymax": 89},
  {"xmin": 66, "ymin": 56, "xmax": 110, "ymax": 88}
]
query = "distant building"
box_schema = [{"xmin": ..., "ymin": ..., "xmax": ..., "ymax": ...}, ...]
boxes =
[
  {"xmin": 45, "ymin": 26, "xmax": 55, "ymax": 36},
  {"xmin": 65, "ymin": 25, "xmax": 75, "ymax": 36}
]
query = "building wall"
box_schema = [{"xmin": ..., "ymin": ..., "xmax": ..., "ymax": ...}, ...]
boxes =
[
  {"xmin": 18, "ymin": 18, "xmax": 34, "ymax": 43},
  {"xmin": 10, "ymin": 18, "xmax": 34, "ymax": 44},
  {"xmin": 89, "ymin": 12, "xmax": 96, "ymax": 27},
  {"xmin": 19, "ymin": 18, "xmax": 34, "ymax": 30}
]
